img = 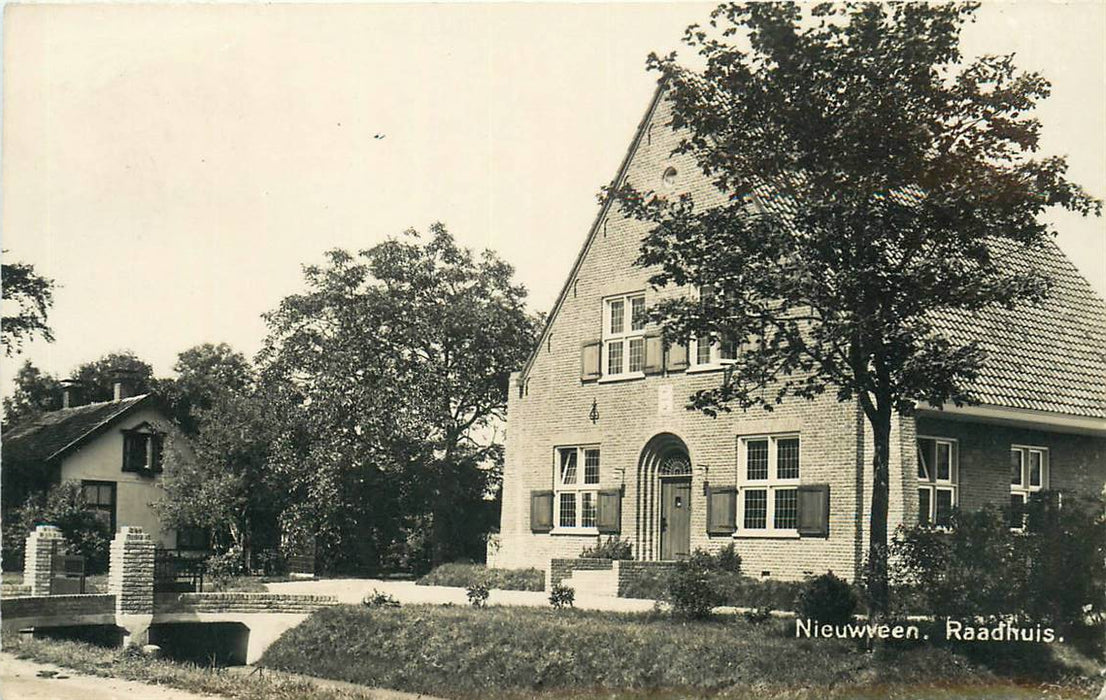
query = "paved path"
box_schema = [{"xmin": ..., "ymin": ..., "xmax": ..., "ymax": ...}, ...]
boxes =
[
  {"xmin": 0, "ymin": 653, "xmax": 225, "ymax": 700},
  {"xmin": 266, "ymin": 578, "xmax": 661, "ymax": 612}
]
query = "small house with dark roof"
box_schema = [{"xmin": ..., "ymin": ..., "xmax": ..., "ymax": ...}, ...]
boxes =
[
  {"xmin": 2, "ymin": 377, "xmax": 191, "ymax": 550},
  {"xmin": 489, "ymin": 86, "xmax": 1106, "ymax": 580}
]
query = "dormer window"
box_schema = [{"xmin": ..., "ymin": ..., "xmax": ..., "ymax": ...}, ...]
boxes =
[{"xmin": 122, "ymin": 423, "xmax": 164, "ymax": 474}]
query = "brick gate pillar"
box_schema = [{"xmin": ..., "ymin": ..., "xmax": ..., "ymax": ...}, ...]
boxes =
[
  {"xmin": 108, "ymin": 526, "xmax": 155, "ymax": 645},
  {"xmin": 23, "ymin": 525, "xmax": 66, "ymax": 596}
]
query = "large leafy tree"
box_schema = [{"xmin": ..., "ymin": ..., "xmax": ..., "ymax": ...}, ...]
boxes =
[
  {"xmin": 259, "ymin": 224, "xmax": 536, "ymax": 571},
  {"xmin": 165, "ymin": 342, "xmax": 254, "ymax": 434},
  {"xmin": 3, "ymin": 361, "xmax": 62, "ymax": 424},
  {"xmin": 1, "ymin": 258, "xmax": 56, "ymax": 357},
  {"xmin": 616, "ymin": 2, "xmax": 1100, "ymax": 616},
  {"xmin": 71, "ymin": 351, "xmax": 156, "ymax": 402}
]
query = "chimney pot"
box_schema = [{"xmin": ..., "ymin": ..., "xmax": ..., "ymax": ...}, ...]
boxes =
[
  {"xmin": 111, "ymin": 370, "xmax": 140, "ymax": 401},
  {"xmin": 59, "ymin": 379, "xmax": 84, "ymax": 409}
]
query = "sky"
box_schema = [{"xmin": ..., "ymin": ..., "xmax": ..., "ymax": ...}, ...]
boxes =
[{"xmin": 3, "ymin": 1, "xmax": 1104, "ymax": 392}]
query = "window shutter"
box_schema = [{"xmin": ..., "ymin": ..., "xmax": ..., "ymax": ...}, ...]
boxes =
[
  {"xmin": 667, "ymin": 341, "xmax": 689, "ymax": 372},
  {"xmin": 530, "ymin": 490, "xmax": 554, "ymax": 533},
  {"xmin": 644, "ymin": 335, "xmax": 664, "ymax": 375},
  {"xmin": 597, "ymin": 489, "xmax": 622, "ymax": 534},
  {"xmin": 797, "ymin": 485, "xmax": 830, "ymax": 537},
  {"xmin": 581, "ymin": 341, "xmax": 601, "ymax": 382},
  {"xmin": 706, "ymin": 485, "xmax": 736, "ymax": 535}
]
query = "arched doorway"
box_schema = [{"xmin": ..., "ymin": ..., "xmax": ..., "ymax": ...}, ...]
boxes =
[{"xmin": 636, "ymin": 434, "xmax": 692, "ymax": 561}]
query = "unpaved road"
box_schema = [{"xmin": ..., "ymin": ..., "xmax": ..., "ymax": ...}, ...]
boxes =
[{"xmin": 0, "ymin": 653, "xmax": 227, "ymax": 700}]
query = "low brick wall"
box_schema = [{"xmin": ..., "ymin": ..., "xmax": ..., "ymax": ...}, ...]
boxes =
[
  {"xmin": 549, "ymin": 558, "xmax": 613, "ymax": 589},
  {"xmin": 154, "ymin": 592, "xmax": 339, "ymax": 615},
  {"xmin": 1, "ymin": 594, "xmax": 116, "ymax": 621},
  {"xmin": 616, "ymin": 561, "xmax": 677, "ymax": 598}
]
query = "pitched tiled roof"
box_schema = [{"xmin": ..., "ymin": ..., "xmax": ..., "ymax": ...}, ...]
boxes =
[
  {"xmin": 927, "ymin": 239, "xmax": 1106, "ymax": 419},
  {"xmin": 2, "ymin": 394, "xmax": 152, "ymax": 463}
]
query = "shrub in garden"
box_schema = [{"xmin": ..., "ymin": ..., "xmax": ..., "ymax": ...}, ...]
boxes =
[
  {"xmin": 579, "ymin": 536, "xmax": 633, "ymax": 560},
  {"xmin": 797, "ymin": 572, "xmax": 858, "ymax": 625},
  {"xmin": 5, "ymin": 482, "xmax": 112, "ymax": 573},
  {"xmin": 549, "ymin": 583, "xmax": 575, "ymax": 609},
  {"xmin": 204, "ymin": 548, "xmax": 245, "ymax": 588},
  {"xmin": 361, "ymin": 589, "xmax": 401, "ymax": 608},
  {"xmin": 668, "ymin": 559, "xmax": 722, "ymax": 619},
  {"xmin": 416, "ymin": 563, "xmax": 544, "ymax": 591},
  {"xmin": 466, "ymin": 581, "xmax": 490, "ymax": 608}
]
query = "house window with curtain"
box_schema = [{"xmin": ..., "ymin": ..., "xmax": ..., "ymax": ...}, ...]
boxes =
[
  {"xmin": 81, "ymin": 480, "xmax": 117, "ymax": 533},
  {"xmin": 122, "ymin": 424, "xmax": 165, "ymax": 474},
  {"xmin": 554, "ymin": 446, "xmax": 601, "ymax": 531},
  {"xmin": 603, "ymin": 293, "xmax": 646, "ymax": 378},
  {"xmin": 1010, "ymin": 444, "xmax": 1049, "ymax": 527},
  {"xmin": 917, "ymin": 437, "xmax": 958, "ymax": 527},
  {"xmin": 737, "ymin": 434, "xmax": 800, "ymax": 534}
]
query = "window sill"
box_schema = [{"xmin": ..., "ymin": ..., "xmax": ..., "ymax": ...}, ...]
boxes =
[
  {"xmin": 686, "ymin": 364, "xmax": 725, "ymax": 374},
  {"xmin": 732, "ymin": 530, "xmax": 801, "ymax": 540},
  {"xmin": 550, "ymin": 527, "xmax": 601, "ymax": 536},
  {"xmin": 597, "ymin": 372, "xmax": 645, "ymax": 384}
]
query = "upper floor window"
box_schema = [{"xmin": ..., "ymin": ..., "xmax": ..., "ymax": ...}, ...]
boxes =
[
  {"xmin": 603, "ymin": 293, "xmax": 646, "ymax": 378},
  {"xmin": 917, "ymin": 437, "xmax": 957, "ymax": 527},
  {"xmin": 1010, "ymin": 445, "xmax": 1049, "ymax": 525},
  {"xmin": 690, "ymin": 335, "xmax": 738, "ymax": 368},
  {"xmin": 122, "ymin": 424, "xmax": 165, "ymax": 474},
  {"xmin": 554, "ymin": 446, "xmax": 601, "ymax": 531},
  {"xmin": 737, "ymin": 434, "xmax": 800, "ymax": 534}
]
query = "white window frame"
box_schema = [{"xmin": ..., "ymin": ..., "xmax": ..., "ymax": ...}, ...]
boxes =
[
  {"xmin": 688, "ymin": 335, "xmax": 738, "ymax": 372},
  {"xmin": 917, "ymin": 436, "xmax": 958, "ymax": 527},
  {"xmin": 736, "ymin": 434, "xmax": 801, "ymax": 538},
  {"xmin": 1010, "ymin": 444, "xmax": 1049, "ymax": 527},
  {"xmin": 552, "ymin": 445, "xmax": 601, "ymax": 533},
  {"xmin": 601, "ymin": 293, "xmax": 647, "ymax": 380}
]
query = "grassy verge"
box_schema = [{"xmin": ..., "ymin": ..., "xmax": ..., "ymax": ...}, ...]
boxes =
[
  {"xmin": 261, "ymin": 604, "xmax": 1099, "ymax": 699},
  {"xmin": 416, "ymin": 562, "xmax": 544, "ymax": 591},
  {"xmin": 3, "ymin": 634, "xmax": 384, "ymax": 700}
]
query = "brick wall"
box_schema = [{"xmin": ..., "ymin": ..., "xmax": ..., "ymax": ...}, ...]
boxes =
[
  {"xmin": 108, "ymin": 527, "xmax": 155, "ymax": 616},
  {"xmin": 549, "ymin": 558, "xmax": 613, "ymax": 589},
  {"xmin": 0, "ymin": 594, "xmax": 115, "ymax": 621},
  {"xmin": 915, "ymin": 415, "xmax": 1106, "ymax": 514},
  {"xmin": 616, "ymin": 561, "xmax": 677, "ymax": 597},
  {"xmin": 153, "ymin": 592, "xmax": 339, "ymax": 615}
]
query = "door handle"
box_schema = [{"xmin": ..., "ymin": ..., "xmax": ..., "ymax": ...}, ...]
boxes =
[{"xmin": 660, "ymin": 517, "xmax": 667, "ymax": 532}]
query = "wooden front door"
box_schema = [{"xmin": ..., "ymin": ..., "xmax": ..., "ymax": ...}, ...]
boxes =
[{"xmin": 660, "ymin": 478, "xmax": 692, "ymax": 560}]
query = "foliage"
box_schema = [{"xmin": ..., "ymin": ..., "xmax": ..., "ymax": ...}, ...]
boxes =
[
  {"xmin": 257, "ymin": 604, "xmax": 1093, "ymax": 698},
  {"xmin": 361, "ymin": 589, "xmax": 401, "ymax": 608},
  {"xmin": 742, "ymin": 606, "xmax": 774, "ymax": 625},
  {"xmin": 687, "ymin": 544, "xmax": 741, "ymax": 573},
  {"xmin": 204, "ymin": 548, "xmax": 245, "ymax": 587},
  {"xmin": 579, "ymin": 536, "xmax": 634, "ymax": 560},
  {"xmin": 797, "ymin": 572, "xmax": 859, "ymax": 626},
  {"xmin": 668, "ymin": 560, "xmax": 723, "ymax": 619},
  {"xmin": 466, "ymin": 581, "xmax": 490, "ymax": 608},
  {"xmin": 164, "ymin": 342, "xmax": 255, "ymax": 435},
  {"xmin": 416, "ymin": 563, "xmax": 544, "ymax": 592},
  {"xmin": 2, "ymin": 361, "xmax": 61, "ymax": 425},
  {"xmin": 1, "ymin": 259, "xmax": 55, "ymax": 356},
  {"xmin": 615, "ymin": 1, "xmax": 1101, "ymax": 617},
  {"xmin": 888, "ymin": 497, "xmax": 1105, "ymax": 635},
  {"xmin": 257, "ymin": 225, "xmax": 537, "ymax": 573},
  {"xmin": 620, "ymin": 564, "xmax": 801, "ymax": 612},
  {"xmin": 3, "ymin": 482, "xmax": 112, "ymax": 573},
  {"xmin": 549, "ymin": 583, "xmax": 575, "ymax": 610},
  {"xmin": 5, "ymin": 635, "xmax": 392, "ymax": 700},
  {"xmin": 70, "ymin": 351, "xmax": 156, "ymax": 403}
]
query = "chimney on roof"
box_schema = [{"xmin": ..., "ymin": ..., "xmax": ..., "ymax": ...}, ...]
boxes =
[
  {"xmin": 112, "ymin": 370, "xmax": 140, "ymax": 401},
  {"xmin": 60, "ymin": 379, "xmax": 84, "ymax": 409}
]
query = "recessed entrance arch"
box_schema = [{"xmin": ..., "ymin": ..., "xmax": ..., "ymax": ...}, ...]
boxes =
[{"xmin": 636, "ymin": 433, "xmax": 692, "ymax": 561}]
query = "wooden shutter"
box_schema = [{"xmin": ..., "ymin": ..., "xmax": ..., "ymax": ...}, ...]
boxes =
[
  {"xmin": 797, "ymin": 485, "xmax": 830, "ymax": 537},
  {"xmin": 597, "ymin": 489, "xmax": 622, "ymax": 534},
  {"xmin": 581, "ymin": 341, "xmax": 601, "ymax": 381},
  {"xmin": 643, "ymin": 335, "xmax": 663, "ymax": 375},
  {"xmin": 667, "ymin": 341, "xmax": 689, "ymax": 372},
  {"xmin": 530, "ymin": 490, "xmax": 554, "ymax": 533},
  {"xmin": 706, "ymin": 484, "xmax": 736, "ymax": 535}
]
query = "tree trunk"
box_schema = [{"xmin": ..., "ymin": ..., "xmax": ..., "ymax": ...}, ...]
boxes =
[{"xmin": 866, "ymin": 409, "xmax": 893, "ymax": 620}]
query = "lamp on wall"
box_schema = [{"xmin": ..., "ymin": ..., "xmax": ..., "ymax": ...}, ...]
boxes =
[
  {"xmin": 588, "ymin": 398, "xmax": 599, "ymax": 424},
  {"xmin": 697, "ymin": 463, "xmax": 710, "ymax": 495}
]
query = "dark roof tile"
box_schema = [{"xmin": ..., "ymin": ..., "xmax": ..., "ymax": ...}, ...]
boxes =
[{"xmin": 2, "ymin": 395, "xmax": 151, "ymax": 463}]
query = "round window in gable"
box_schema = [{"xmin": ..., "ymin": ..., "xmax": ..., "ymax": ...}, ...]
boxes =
[{"xmin": 661, "ymin": 166, "xmax": 678, "ymax": 190}]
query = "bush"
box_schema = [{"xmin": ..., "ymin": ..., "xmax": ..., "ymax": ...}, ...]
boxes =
[
  {"xmin": 686, "ymin": 545, "xmax": 741, "ymax": 573},
  {"xmin": 549, "ymin": 583, "xmax": 575, "ymax": 609},
  {"xmin": 466, "ymin": 581, "xmax": 489, "ymax": 608},
  {"xmin": 416, "ymin": 563, "xmax": 544, "ymax": 591},
  {"xmin": 579, "ymin": 536, "xmax": 633, "ymax": 560},
  {"xmin": 798, "ymin": 572, "xmax": 858, "ymax": 625},
  {"xmin": 204, "ymin": 548, "xmax": 245, "ymax": 587},
  {"xmin": 361, "ymin": 589, "xmax": 401, "ymax": 608},
  {"xmin": 888, "ymin": 496, "xmax": 1105, "ymax": 637},
  {"xmin": 4, "ymin": 482, "xmax": 113, "ymax": 573},
  {"xmin": 668, "ymin": 560, "xmax": 722, "ymax": 619}
]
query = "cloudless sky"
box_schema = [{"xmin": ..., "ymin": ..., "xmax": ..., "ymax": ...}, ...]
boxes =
[{"xmin": 3, "ymin": 2, "xmax": 1104, "ymax": 392}]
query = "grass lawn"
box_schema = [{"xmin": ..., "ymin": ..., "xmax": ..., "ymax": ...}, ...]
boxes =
[
  {"xmin": 261, "ymin": 604, "xmax": 1101, "ymax": 699},
  {"xmin": 3, "ymin": 634, "xmax": 384, "ymax": 700},
  {"xmin": 416, "ymin": 562, "xmax": 544, "ymax": 591}
]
